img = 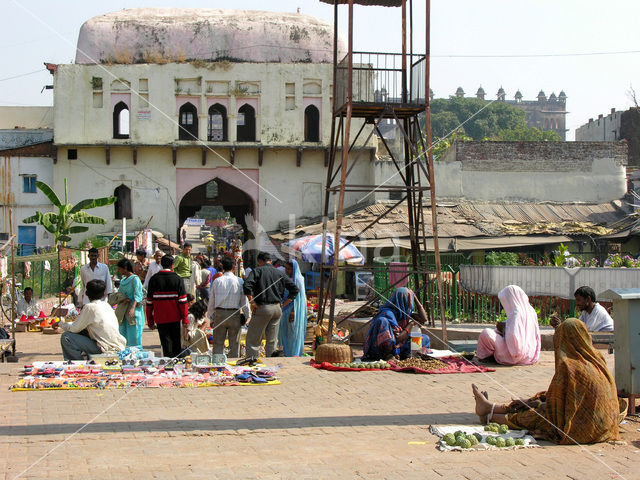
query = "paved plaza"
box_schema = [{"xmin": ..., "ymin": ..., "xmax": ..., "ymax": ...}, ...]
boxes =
[{"xmin": 2, "ymin": 329, "xmax": 639, "ymax": 480}]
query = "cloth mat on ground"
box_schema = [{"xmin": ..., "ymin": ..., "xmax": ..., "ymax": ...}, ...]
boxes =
[
  {"xmin": 10, "ymin": 360, "xmax": 280, "ymax": 391},
  {"xmin": 430, "ymin": 424, "xmax": 538, "ymax": 451},
  {"xmin": 310, "ymin": 359, "xmax": 391, "ymax": 372},
  {"xmin": 390, "ymin": 356, "xmax": 495, "ymax": 374}
]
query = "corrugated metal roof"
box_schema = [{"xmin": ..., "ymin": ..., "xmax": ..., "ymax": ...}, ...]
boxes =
[
  {"xmin": 277, "ymin": 200, "xmax": 635, "ymax": 245},
  {"xmin": 319, "ymin": 0, "xmax": 402, "ymax": 6}
]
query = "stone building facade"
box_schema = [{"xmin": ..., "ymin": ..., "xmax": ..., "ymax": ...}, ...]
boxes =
[
  {"xmin": 576, "ymin": 107, "xmax": 640, "ymax": 166},
  {"xmin": 49, "ymin": 8, "xmax": 377, "ymax": 242},
  {"xmin": 453, "ymin": 87, "xmax": 568, "ymax": 140}
]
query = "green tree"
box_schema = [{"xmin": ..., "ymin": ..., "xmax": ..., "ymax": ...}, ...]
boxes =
[
  {"xmin": 430, "ymin": 97, "xmax": 527, "ymax": 140},
  {"xmin": 22, "ymin": 179, "xmax": 116, "ymax": 245}
]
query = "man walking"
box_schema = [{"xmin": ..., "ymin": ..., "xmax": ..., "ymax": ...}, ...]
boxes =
[
  {"xmin": 243, "ymin": 252, "xmax": 299, "ymax": 357},
  {"xmin": 208, "ymin": 256, "xmax": 251, "ymax": 358},
  {"xmin": 146, "ymin": 255, "xmax": 189, "ymax": 358},
  {"xmin": 173, "ymin": 242, "xmax": 193, "ymax": 294},
  {"xmin": 80, "ymin": 247, "xmax": 113, "ymax": 307}
]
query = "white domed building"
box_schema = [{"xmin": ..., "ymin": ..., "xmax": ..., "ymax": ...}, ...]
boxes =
[{"xmin": 51, "ymin": 8, "xmax": 374, "ymax": 242}]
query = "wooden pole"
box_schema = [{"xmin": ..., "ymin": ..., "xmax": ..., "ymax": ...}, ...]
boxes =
[
  {"xmin": 424, "ymin": 0, "xmax": 447, "ymax": 342},
  {"xmin": 9, "ymin": 209, "xmax": 16, "ymax": 354},
  {"xmin": 328, "ymin": 0, "xmax": 354, "ymax": 342}
]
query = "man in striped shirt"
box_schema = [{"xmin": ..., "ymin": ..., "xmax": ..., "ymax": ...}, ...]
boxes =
[
  {"xmin": 208, "ymin": 256, "xmax": 251, "ymax": 358},
  {"xmin": 145, "ymin": 255, "xmax": 189, "ymax": 358}
]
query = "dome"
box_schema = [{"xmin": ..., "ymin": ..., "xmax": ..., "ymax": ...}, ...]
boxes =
[
  {"xmin": 537, "ymin": 90, "xmax": 546, "ymax": 98},
  {"xmin": 558, "ymin": 90, "xmax": 567, "ymax": 98},
  {"xmin": 476, "ymin": 86, "xmax": 485, "ymax": 95},
  {"xmin": 75, "ymin": 8, "xmax": 345, "ymax": 64},
  {"xmin": 549, "ymin": 92, "xmax": 557, "ymax": 100},
  {"xmin": 497, "ymin": 87, "xmax": 505, "ymax": 94},
  {"xmin": 514, "ymin": 90, "xmax": 523, "ymax": 99},
  {"xmin": 455, "ymin": 86, "xmax": 465, "ymax": 97}
]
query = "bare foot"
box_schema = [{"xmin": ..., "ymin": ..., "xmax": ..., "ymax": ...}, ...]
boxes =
[{"xmin": 472, "ymin": 384, "xmax": 492, "ymax": 424}]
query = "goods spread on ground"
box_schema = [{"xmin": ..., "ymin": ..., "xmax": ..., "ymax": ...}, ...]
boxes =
[
  {"xmin": 10, "ymin": 352, "xmax": 280, "ymax": 391},
  {"xmin": 393, "ymin": 357, "xmax": 449, "ymax": 370},
  {"xmin": 430, "ymin": 424, "xmax": 538, "ymax": 451},
  {"xmin": 312, "ymin": 355, "xmax": 495, "ymax": 374}
]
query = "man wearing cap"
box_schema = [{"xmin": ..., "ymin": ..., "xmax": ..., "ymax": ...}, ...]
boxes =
[{"xmin": 143, "ymin": 249, "xmax": 164, "ymax": 290}]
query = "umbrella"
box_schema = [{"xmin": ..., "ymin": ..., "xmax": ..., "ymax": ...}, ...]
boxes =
[{"xmin": 284, "ymin": 233, "xmax": 364, "ymax": 265}]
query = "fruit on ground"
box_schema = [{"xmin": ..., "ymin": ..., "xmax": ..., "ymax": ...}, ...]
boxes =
[
  {"xmin": 498, "ymin": 424, "xmax": 509, "ymax": 434},
  {"xmin": 457, "ymin": 438, "xmax": 472, "ymax": 449},
  {"xmin": 443, "ymin": 433, "xmax": 456, "ymax": 446},
  {"xmin": 495, "ymin": 437, "xmax": 506, "ymax": 448},
  {"xmin": 515, "ymin": 438, "xmax": 525, "ymax": 446},
  {"xmin": 505, "ymin": 437, "xmax": 515, "ymax": 447},
  {"xmin": 467, "ymin": 434, "xmax": 479, "ymax": 446}
]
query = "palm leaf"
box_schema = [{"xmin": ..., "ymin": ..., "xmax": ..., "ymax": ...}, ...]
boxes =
[
  {"xmin": 22, "ymin": 212, "xmax": 41, "ymax": 224},
  {"xmin": 68, "ymin": 225, "xmax": 89, "ymax": 234},
  {"xmin": 71, "ymin": 212, "xmax": 108, "ymax": 224},
  {"xmin": 70, "ymin": 196, "xmax": 116, "ymax": 213},
  {"xmin": 35, "ymin": 181, "xmax": 62, "ymax": 207}
]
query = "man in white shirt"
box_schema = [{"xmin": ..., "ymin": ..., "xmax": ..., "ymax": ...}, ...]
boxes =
[
  {"xmin": 575, "ymin": 286, "xmax": 614, "ymax": 332},
  {"xmin": 143, "ymin": 249, "xmax": 164, "ymax": 289},
  {"xmin": 80, "ymin": 248, "xmax": 113, "ymax": 307},
  {"xmin": 208, "ymin": 256, "xmax": 251, "ymax": 357},
  {"xmin": 16, "ymin": 287, "xmax": 41, "ymax": 318},
  {"xmin": 54, "ymin": 279, "xmax": 126, "ymax": 360}
]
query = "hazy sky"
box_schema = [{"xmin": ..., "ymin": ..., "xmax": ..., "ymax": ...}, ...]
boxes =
[{"xmin": 2, "ymin": 0, "xmax": 640, "ymax": 139}]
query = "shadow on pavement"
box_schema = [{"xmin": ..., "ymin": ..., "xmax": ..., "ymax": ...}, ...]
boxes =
[{"xmin": 4, "ymin": 412, "xmax": 476, "ymax": 436}]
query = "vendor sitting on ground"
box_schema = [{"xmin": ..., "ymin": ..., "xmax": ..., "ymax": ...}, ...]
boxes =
[
  {"xmin": 53, "ymin": 279, "xmax": 126, "ymax": 361},
  {"xmin": 362, "ymin": 287, "xmax": 430, "ymax": 361},
  {"xmin": 17, "ymin": 287, "xmax": 41, "ymax": 318},
  {"xmin": 471, "ymin": 318, "xmax": 621, "ymax": 444},
  {"xmin": 574, "ymin": 286, "xmax": 614, "ymax": 332},
  {"xmin": 476, "ymin": 285, "xmax": 541, "ymax": 366}
]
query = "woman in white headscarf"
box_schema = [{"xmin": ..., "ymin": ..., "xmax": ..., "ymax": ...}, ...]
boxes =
[{"xmin": 476, "ymin": 285, "xmax": 541, "ymax": 365}]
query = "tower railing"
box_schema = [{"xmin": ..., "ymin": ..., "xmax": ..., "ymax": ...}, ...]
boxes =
[{"xmin": 334, "ymin": 52, "xmax": 426, "ymax": 113}]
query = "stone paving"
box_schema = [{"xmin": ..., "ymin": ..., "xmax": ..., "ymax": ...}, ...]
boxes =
[{"xmin": 2, "ymin": 329, "xmax": 639, "ymax": 480}]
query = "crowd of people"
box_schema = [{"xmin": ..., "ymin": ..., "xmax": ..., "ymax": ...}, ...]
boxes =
[
  {"xmin": 50, "ymin": 245, "xmax": 307, "ymax": 364},
  {"xmin": 14, "ymin": 239, "xmax": 624, "ymax": 446}
]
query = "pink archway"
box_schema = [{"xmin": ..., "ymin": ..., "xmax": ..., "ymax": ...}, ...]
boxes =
[{"xmin": 176, "ymin": 166, "xmax": 259, "ymax": 220}]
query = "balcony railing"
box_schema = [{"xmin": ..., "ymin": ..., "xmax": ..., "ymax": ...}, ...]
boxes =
[{"xmin": 334, "ymin": 52, "xmax": 426, "ymax": 112}]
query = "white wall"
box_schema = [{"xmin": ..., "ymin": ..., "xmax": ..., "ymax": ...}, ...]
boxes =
[
  {"xmin": 53, "ymin": 62, "xmax": 373, "ymax": 149},
  {"xmin": 374, "ymin": 149, "xmax": 628, "ymax": 203},
  {"xmin": 0, "ymin": 155, "xmax": 54, "ymax": 246}
]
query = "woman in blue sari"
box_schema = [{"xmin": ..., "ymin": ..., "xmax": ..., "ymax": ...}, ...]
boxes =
[
  {"xmin": 363, "ymin": 287, "xmax": 430, "ymax": 361},
  {"xmin": 116, "ymin": 258, "xmax": 145, "ymax": 347},
  {"xmin": 278, "ymin": 259, "xmax": 307, "ymax": 356}
]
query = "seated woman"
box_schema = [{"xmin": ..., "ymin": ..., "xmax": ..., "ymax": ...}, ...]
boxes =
[
  {"xmin": 182, "ymin": 298, "xmax": 210, "ymax": 354},
  {"xmin": 362, "ymin": 287, "xmax": 430, "ymax": 361},
  {"xmin": 476, "ymin": 285, "xmax": 540, "ymax": 365},
  {"xmin": 471, "ymin": 318, "xmax": 620, "ymax": 444}
]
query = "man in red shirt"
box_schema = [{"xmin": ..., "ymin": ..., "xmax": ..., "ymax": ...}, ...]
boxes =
[{"xmin": 145, "ymin": 255, "xmax": 189, "ymax": 358}]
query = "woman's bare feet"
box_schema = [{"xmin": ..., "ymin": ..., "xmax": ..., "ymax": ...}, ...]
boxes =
[{"xmin": 472, "ymin": 384, "xmax": 492, "ymax": 424}]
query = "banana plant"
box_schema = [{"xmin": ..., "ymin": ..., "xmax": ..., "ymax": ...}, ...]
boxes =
[{"xmin": 22, "ymin": 179, "xmax": 116, "ymax": 246}]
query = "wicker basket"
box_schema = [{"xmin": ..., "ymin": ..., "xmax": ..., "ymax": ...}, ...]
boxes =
[{"xmin": 315, "ymin": 342, "xmax": 353, "ymax": 364}]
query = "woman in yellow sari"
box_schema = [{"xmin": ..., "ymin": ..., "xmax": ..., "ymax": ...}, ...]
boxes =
[{"xmin": 471, "ymin": 318, "xmax": 620, "ymax": 444}]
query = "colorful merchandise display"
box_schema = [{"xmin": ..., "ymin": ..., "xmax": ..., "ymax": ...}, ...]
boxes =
[{"xmin": 10, "ymin": 357, "xmax": 281, "ymax": 391}]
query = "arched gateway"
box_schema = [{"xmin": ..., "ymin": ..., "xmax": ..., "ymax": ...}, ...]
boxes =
[{"xmin": 176, "ymin": 167, "xmax": 259, "ymax": 243}]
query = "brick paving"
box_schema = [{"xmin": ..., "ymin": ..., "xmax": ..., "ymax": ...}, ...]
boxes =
[{"xmin": 1, "ymin": 329, "xmax": 639, "ymax": 480}]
